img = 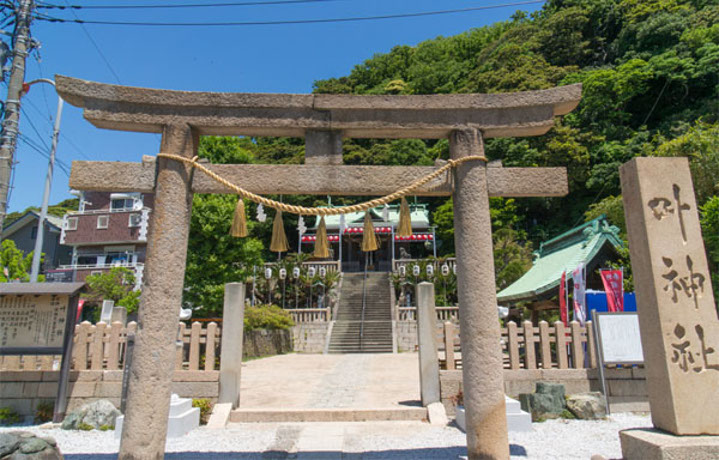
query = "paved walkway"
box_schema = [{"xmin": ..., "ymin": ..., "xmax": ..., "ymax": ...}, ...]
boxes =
[{"xmin": 239, "ymin": 353, "xmax": 421, "ymax": 409}]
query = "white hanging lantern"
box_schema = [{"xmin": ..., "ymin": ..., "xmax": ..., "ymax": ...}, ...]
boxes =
[
  {"xmin": 412, "ymin": 265, "xmax": 420, "ymax": 276},
  {"xmin": 399, "ymin": 265, "xmax": 406, "ymax": 277},
  {"xmin": 319, "ymin": 267, "xmax": 327, "ymax": 278},
  {"xmin": 426, "ymin": 265, "xmax": 434, "ymax": 276},
  {"xmin": 308, "ymin": 267, "xmax": 316, "ymax": 277},
  {"xmin": 452, "ymin": 264, "xmax": 457, "ymax": 275},
  {"xmin": 292, "ymin": 267, "xmax": 301, "ymax": 279},
  {"xmin": 279, "ymin": 268, "xmax": 287, "ymax": 280},
  {"xmin": 297, "ymin": 216, "xmax": 307, "ymax": 235},
  {"xmin": 382, "ymin": 204, "xmax": 390, "ymax": 222},
  {"xmin": 264, "ymin": 267, "xmax": 272, "ymax": 279},
  {"xmin": 441, "ymin": 264, "xmax": 450, "ymax": 276},
  {"xmin": 256, "ymin": 203, "xmax": 267, "ymax": 223},
  {"xmin": 339, "ymin": 214, "xmax": 346, "ymax": 233}
]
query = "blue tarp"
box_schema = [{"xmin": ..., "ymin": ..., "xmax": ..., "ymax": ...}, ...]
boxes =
[{"xmin": 585, "ymin": 289, "xmax": 637, "ymax": 313}]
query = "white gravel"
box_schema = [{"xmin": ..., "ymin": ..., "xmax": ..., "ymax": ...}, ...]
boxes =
[{"xmin": 0, "ymin": 413, "xmax": 652, "ymax": 459}]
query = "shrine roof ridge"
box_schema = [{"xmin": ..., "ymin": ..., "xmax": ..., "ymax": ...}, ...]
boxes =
[{"xmin": 55, "ymin": 75, "xmax": 582, "ymax": 139}]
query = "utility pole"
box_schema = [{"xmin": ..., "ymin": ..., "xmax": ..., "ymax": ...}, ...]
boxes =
[
  {"xmin": 29, "ymin": 79, "xmax": 63, "ymax": 283},
  {"xmin": 0, "ymin": 0, "xmax": 35, "ymax": 232}
]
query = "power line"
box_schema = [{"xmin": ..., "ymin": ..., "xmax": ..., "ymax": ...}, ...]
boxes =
[
  {"xmin": 20, "ymin": 105, "xmax": 51, "ymax": 151},
  {"xmin": 61, "ymin": 0, "xmax": 122, "ymax": 84},
  {"xmin": 18, "ymin": 133, "xmax": 71, "ymax": 176},
  {"xmin": 36, "ymin": 1, "xmax": 546, "ymax": 27},
  {"xmin": 38, "ymin": 0, "xmax": 346, "ymax": 9},
  {"xmin": 20, "ymin": 85, "xmax": 94, "ymax": 161}
]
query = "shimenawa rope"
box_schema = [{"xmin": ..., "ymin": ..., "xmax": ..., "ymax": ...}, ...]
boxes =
[{"xmin": 156, "ymin": 152, "xmax": 487, "ymax": 216}]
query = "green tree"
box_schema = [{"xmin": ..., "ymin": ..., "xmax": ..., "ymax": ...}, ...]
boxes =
[
  {"xmin": 700, "ymin": 196, "xmax": 719, "ymax": 301},
  {"xmin": 84, "ymin": 267, "xmax": 140, "ymax": 314},
  {"xmin": 653, "ymin": 121, "xmax": 719, "ymax": 204},
  {"xmin": 0, "ymin": 240, "xmax": 42, "ymax": 282}
]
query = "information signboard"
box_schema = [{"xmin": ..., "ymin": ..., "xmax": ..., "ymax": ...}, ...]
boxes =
[
  {"xmin": 595, "ymin": 311, "xmax": 644, "ymax": 364},
  {"xmin": 592, "ymin": 311, "xmax": 645, "ymax": 415},
  {"xmin": 0, "ymin": 283, "xmax": 85, "ymax": 422}
]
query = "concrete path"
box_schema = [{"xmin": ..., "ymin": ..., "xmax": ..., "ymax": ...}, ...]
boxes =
[{"xmin": 239, "ymin": 353, "xmax": 421, "ymax": 410}]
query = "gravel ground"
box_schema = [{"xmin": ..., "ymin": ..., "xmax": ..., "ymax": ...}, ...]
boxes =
[{"xmin": 0, "ymin": 413, "xmax": 651, "ymax": 459}]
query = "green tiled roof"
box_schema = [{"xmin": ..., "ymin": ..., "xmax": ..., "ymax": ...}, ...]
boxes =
[
  {"xmin": 496, "ymin": 216, "xmax": 623, "ymax": 303},
  {"xmin": 313, "ymin": 203, "xmax": 430, "ymax": 230}
]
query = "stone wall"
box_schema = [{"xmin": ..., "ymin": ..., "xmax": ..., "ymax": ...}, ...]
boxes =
[
  {"xmin": 291, "ymin": 322, "xmax": 330, "ymax": 353},
  {"xmin": 244, "ymin": 329, "xmax": 292, "ymax": 358},
  {"xmin": 0, "ymin": 370, "xmax": 218, "ymax": 419},
  {"xmin": 440, "ymin": 368, "xmax": 648, "ymax": 416},
  {"xmin": 396, "ymin": 321, "xmax": 417, "ymax": 353}
]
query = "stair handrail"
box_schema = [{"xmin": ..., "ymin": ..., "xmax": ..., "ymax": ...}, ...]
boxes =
[{"xmin": 360, "ymin": 254, "xmax": 368, "ymax": 350}]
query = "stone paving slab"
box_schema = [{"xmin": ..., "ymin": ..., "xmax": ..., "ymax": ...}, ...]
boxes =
[{"xmin": 239, "ymin": 353, "xmax": 421, "ymax": 410}]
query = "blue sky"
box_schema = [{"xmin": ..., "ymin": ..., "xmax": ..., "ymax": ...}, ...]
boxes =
[{"xmin": 9, "ymin": 0, "xmax": 544, "ymax": 213}]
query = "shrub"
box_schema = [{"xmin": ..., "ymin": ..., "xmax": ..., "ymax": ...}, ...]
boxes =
[
  {"xmin": 34, "ymin": 401, "xmax": 54, "ymax": 424},
  {"xmin": 244, "ymin": 304, "xmax": 294, "ymax": 331},
  {"xmin": 0, "ymin": 407, "xmax": 20, "ymax": 426},
  {"xmin": 77, "ymin": 422, "xmax": 94, "ymax": 431},
  {"xmin": 192, "ymin": 398, "xmax": 214, "ymax": 425}
]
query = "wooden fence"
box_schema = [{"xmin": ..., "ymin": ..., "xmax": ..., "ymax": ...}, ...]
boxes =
[
  {"xmin": 0, "ymin": 321, "xmax": 222, "ymax": 372},
  {"xmin": 438, "ymin": 320, "xmax": 597, "ymax": 371}
]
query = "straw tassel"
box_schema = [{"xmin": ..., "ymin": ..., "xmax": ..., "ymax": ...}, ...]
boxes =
[
  {"xmin": 397, "ymin": 197, "xmax": 412, "ymax": 238},
  {"xmin": 230, "ymin": 198, "xmax": 248, "ymax": 238},
  {"xmin": 270, "ymin": 210, "xmax": 289, "ymax": 253},
  {"xmin": 361, "ymin": 211, "xmax": 379, "ymax": 252},
  {"xmin": 313, "ymin": 216, "xmax": 330, "ymax": 259}
]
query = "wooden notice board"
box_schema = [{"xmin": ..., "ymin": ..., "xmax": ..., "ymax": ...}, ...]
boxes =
[{"xmin": 0, "ymin": 282, "xmax": 85, "ymax": 421}]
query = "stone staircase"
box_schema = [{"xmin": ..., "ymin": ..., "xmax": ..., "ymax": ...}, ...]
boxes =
[{"xmin": 328, "ymin": 272, "xmax": 393, "ymax": 353}]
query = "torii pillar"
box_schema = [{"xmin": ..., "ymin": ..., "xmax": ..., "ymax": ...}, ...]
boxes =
[
  {"xmin": 451, "ymin": 129, "xmax": 509, "ymax": 457},
  {"xmin": 56, "ymin": 75, "xmax": 581, "ymax": 460}
]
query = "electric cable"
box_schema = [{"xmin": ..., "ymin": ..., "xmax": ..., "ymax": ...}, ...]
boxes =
[
  {"xmin": 38, "ymin": 0, "xmax": 346, "ymax": 9},
  {"xmin": 35, "ymin": 1, "xmax": 546, "ymax": 27}
]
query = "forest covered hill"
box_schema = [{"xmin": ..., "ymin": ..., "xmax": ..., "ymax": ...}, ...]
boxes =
[{"xmin": 182, "ymin": 0, "xmax": 718, "ymax": 314}]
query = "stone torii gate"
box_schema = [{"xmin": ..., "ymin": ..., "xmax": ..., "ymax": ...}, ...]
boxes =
[{"xmin": 56, "ymin": 75, "xmax": 581, "ymax": 460}]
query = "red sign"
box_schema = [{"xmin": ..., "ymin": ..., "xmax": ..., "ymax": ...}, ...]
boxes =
[
  {"xmin": 600, "ymin": 269, "xmax": 624, "ymax": 312},
  {"xmin": 76, "ymin": 299, "xmax": 86, "ymax": 322},
  {"xmin": 559, "ymin": 271, "xmax": 568, "ymax": 326}
]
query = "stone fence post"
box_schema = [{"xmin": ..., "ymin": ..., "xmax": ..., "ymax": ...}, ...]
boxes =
[
  {"xmin": 218, "ymin": 282, "xmax": 246, "ymax": 408},
  {"xmin": 416, "ymin": 282, "xmax": 440, "ymax": 405}
]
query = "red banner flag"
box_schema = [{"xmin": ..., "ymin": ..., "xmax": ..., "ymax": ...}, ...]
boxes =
[
  {"xmin": 559, "ymin": 271, "xmax": 568, "ymax": 326},
  {"xmin": 600, "ymin": 269, "xmax": 624, "ymax": 312}
]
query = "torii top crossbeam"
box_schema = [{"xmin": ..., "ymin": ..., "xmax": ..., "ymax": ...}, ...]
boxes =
[{"xmin": 55, "ymin": 75, "xmax": 580, "ymax": 139}]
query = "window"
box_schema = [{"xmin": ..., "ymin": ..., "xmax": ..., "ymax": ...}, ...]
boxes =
[
  {"xmin": 97, "ymin": 215, "xmax": 109, "ymax": 229},
  {"xmin": 78, "ymin": 255, "xmax": 98, "ymax": 266},
  {"xmin": 111, "ymin": 198, "xmax": 135, "ymax": 211},
  {"xmin": 31, "ymin": 226, "xmax": 38, "ymax": 239},
  {"xmin": 66, "ymin": 217, "xmax": 78, "ymax": 231},
  {"xmin": 90, "ymin": 271, "xmax": 103, "ymax": 276},
  {"xmin": 129, "ymin": 213, "xmax": 142, "ymax": 228}
]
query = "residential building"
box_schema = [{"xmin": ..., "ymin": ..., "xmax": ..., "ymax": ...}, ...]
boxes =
[
  {"xmin": 54, "ymin": 191, "xmax": 153, "ymax": 288},
  {"xmin": 1, "ymin": 211, "xmax": 72, "ymax": 273}
]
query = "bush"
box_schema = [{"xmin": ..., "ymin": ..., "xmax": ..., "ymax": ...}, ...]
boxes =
[
  {"xmin": 0, "ymin": 407, "xmax": 20, "ymax": 426},
  {"xmin": 244, "ymin": 304, "xmax": 294, "ymax": 331},
  {"xmin": 34, "ymin": 401, "xmax": 54, "ymax": 424},
  {"xmin": 192, "ymin": 398, "xmax": 214, "ymax": 425}
]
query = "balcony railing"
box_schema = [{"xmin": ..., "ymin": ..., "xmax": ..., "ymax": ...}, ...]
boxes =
[{"xmin": 58, "ymin": 261, "xmax": 144, "ymax": 271}]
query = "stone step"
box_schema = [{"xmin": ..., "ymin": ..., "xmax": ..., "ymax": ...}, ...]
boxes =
[{"xmin": 230, "ymin": 407, "xmax": 426, "ymax": 423}]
